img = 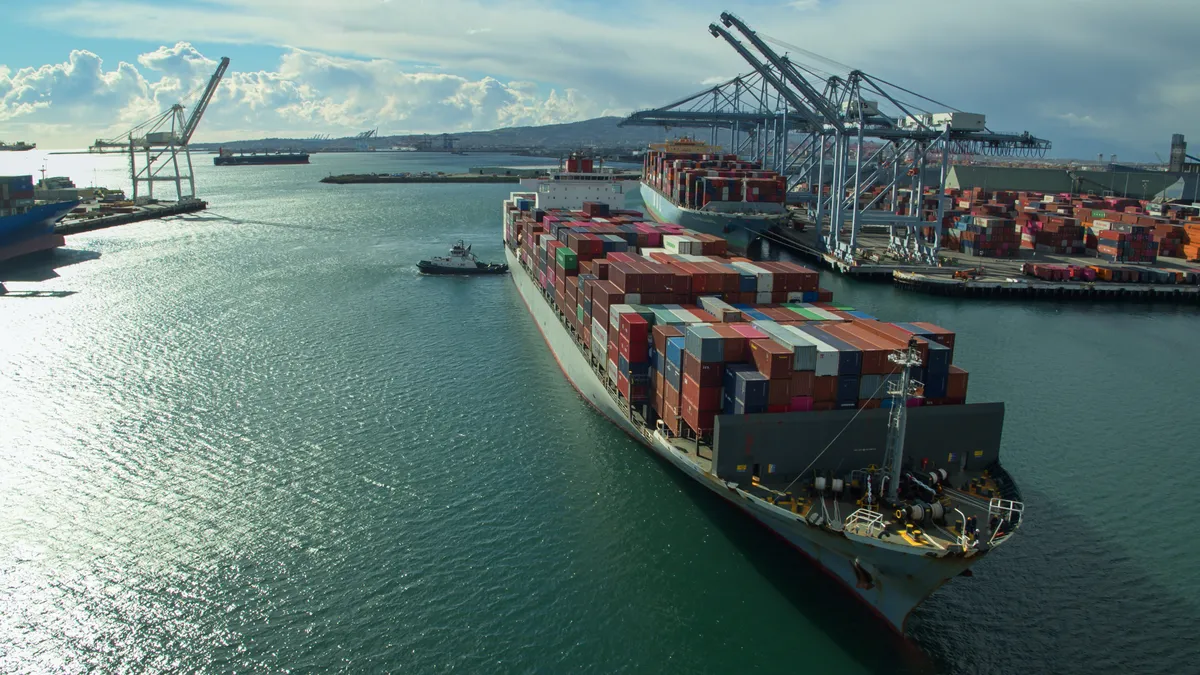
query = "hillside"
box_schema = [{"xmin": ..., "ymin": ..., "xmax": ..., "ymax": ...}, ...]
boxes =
[{"xmin": 193, "ymin": 116, "xmax": 678, "ymax": 153}]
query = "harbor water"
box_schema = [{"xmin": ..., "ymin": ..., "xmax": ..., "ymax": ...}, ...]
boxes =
[{"xmin": 2, "ymin": 152, "xmax": 1198, "ymax": 673}]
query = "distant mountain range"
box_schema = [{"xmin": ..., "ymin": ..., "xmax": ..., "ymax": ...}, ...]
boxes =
[{"xmin": 193, "ymin": 117, "xmax": 679, "ymax": 154}]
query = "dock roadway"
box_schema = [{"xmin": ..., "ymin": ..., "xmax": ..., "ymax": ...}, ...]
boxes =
[{"xmin": 765, "ymin": 224, "xmax": 1200, "ymax": 304}]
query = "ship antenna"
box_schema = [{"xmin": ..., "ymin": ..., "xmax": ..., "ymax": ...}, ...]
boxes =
[{"xmin": 882, "ymin": 337, "xmax": 924, "ymax": 504}]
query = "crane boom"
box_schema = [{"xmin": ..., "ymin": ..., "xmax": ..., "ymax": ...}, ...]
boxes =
[
  {"xmin": 708, "ymin": 24, "xmax": 824, "ymax": 129},
  {"xmin": 720, "ymin": 13, "xmax": 845, "ymax": 132},
  {"xmin": 180, "ymin": 57, "xmax": 230, "ymax": 145}
]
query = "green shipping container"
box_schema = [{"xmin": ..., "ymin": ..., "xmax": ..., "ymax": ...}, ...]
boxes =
[
  {"xmin": 577, "ymin": 306, "xmax": 585, "ymax": 323},
  {"xmin": 556, "ymin": 247, "xmax": 578, "ymax": 270},
  {"xmin": 786, "ymin": 306, "xmax": 824, "ymax": 321},
  {"xmin": 1092, "ymin": 210, "xmax": 1107, "ymax": 219}
]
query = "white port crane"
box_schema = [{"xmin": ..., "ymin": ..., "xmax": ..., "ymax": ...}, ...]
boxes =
[{"xmin": 92, "ymin": 57, "xmax": 229, "ymax": 202}]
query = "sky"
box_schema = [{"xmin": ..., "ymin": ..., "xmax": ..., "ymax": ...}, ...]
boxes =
[{"xmin": 0, "ymin": 0, "xmax": 1196, "ymax": 160}]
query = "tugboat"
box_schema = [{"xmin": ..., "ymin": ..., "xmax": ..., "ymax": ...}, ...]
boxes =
[{"xmin": 417, "ymin": 240, "xmax": 508, "ymax": 275}]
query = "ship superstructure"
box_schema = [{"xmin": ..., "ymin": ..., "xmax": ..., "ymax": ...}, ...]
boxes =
[{"xmin": 499, "ymin": 159, "xmax": 1024, "ymax": 634}]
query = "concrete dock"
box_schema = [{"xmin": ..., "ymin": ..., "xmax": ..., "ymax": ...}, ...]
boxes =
[
  {"xmin": 765, "ymin": 223, "xmax": 1200, "ymax": 304},
  {"xmin": 57, "ymin": 199, "xmax": 208, "ymax": 235}
]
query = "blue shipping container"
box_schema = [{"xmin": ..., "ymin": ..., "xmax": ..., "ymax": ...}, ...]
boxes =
[
  {"xmin": 664, "ymin": 360, "xmax": 682, "ymax": 390},
  {"xmin": 796, "ymin": 325, "xmax": 862, "ymax": 376},
  {"xmin": 837, "ymin": 374, "xmax": 860, "ymax": 404},
  {"xmin": 666, "ymin": 337, "xmax": 686, "ymax": 368}
]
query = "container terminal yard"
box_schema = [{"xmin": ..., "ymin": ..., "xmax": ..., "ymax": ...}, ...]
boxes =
[{"xmin": 617, "ymin": 13, "xmax": 1200, "ymax": 303}]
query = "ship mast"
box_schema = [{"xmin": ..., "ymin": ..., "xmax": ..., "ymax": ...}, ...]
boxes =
[{"xmin": 883, "ymin": 337, "xmax": 923, "ymax": 504}]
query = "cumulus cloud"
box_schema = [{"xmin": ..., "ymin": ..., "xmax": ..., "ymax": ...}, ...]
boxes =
[
  {"xmin": 0, "ymin": 49, "xmax": 153, "ymax": 130},
  {"xmin": 5, "ymin": 0, "xmax": 1200, "ymax": 157},
  {"xmin": 0, "ymin": 43, "xmax": 606, "ymax": 147}
]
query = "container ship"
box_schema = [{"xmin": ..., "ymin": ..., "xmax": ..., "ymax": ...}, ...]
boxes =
[
  {"xmin": 213, "ymin": 149, "xmax": 309, "ymax": 166},
  {"xmin": 640, "ymin": 138, "xmax": 790, "ymax": 253},
  {"xmin": 0, "ymin": 140, "xmax": 36, "ymax": 152},
  {"xmin": 1, "ymin": 175, "xmax": 79, "ymax": 265},
  {"xmin": 501, "ymin": 160, "xmax": 1025, "ymax": 634}
]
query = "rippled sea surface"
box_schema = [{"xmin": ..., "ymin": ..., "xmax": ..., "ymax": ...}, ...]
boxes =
[{"xmin": 2, "ymin": 151, "xmax": 1199, "ymax": 673}]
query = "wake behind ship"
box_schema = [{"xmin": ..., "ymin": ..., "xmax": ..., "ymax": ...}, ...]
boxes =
[
  {"xmin": 641, "ymin": 138, "xmax": 789, "ymax": 253},
  {"xmin": 501, "ymin": 158, "xmax": 1025, "ymax": 634}
]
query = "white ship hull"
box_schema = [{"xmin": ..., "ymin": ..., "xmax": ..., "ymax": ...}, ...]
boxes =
[{"xmin": 503, "ymin": 243, "xmax": 983, "ymax": 634}]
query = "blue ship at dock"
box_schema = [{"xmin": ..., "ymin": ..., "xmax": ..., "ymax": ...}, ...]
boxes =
[
  {"xmin": 1, "ymin": 174, "xmax": 80, "ymax": 264},
  {"xmin": 0, "ymin": 201, "xmax": 79, "ymax": 245}
]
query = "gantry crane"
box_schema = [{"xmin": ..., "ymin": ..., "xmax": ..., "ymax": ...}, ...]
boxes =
[
  {"xmin": 91, "ymin": 57, "xmax": 229, "ymax": 201},
  {"xmin": 621, "ymin": 12, "xmax": 1052, "ymax": 265}
]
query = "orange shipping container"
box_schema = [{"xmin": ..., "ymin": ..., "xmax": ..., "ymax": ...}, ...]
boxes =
[
  {"xmin": 790, "ymin": 370, "xmax": 815, "ymax": 396},
  {"xmin": 749, "ymin": 338, "xmax": 792, "ymax": 379},
  {"xmin": 947, "ymin": 365, "xmax": 969, "ymax": 400},
  {"xmin": 813, "ymin": 376, "xmax": 837, "ymax": 402}
]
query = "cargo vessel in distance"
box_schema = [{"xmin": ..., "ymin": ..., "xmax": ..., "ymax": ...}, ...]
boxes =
[
  {"xmin": 640, "ymin": 138, "xmax": 789, "ymax": 253},
  {"xmin": 0, "ymin": 140, "xmax": 36, "ymax": 152},
  {"xmin": 502, "ymin": 159, "xmax": 1025, "ymax": 634},
  {"xmin": 214, "ymin": 148, "xmax": 309, "ymax": 166}
]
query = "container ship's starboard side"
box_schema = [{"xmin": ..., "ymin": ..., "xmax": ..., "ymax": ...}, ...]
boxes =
[
  {"xmin": 1, "ymin": 174, "xmax": 78, "ymax": 265},
  {"xmin": 500, "ymin": 161, "xmax": 1027, "ymax": 634},
  {"xmin": 640, "ymin": 138, "xmax": 790, "ymax": 253}
]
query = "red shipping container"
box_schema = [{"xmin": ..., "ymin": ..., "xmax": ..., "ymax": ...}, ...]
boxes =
[
  {"xmin": 619, "ymin": 313, "xmax": 650, "ymax": 342},
  {"xmin": 681, "ymin": 374, "xmax": 721, "ymax": 411},
  {"xmin": 682, "ymin": 352, "xmax": 723, "ymax": 387},
  {"xmin": 592, "ymin": 260, "xmax": 609, "ymax": 280},
  {"xmin": 767, "ymin": 379, "xmax": 791, "ymax": 408},
  {"xmin": 663, "ymin": 381, "xmax": 682, "ymax": 409},
  {"xmin": 660, "ymin": 401, "xmax": 681, "ymax": 434},
  {"xmin": 618, "ymin": 332, "xmax": 648, "ymax": 364},
  {"xmin": 681, "ymin": 399, "xmax": 716, "ymax": 433},
  {"xmin": 947, "ymin": 365, "xmax": 969, "ymax": 400},
  {"xmin": 591, "ymin": 280, "xmax": 623, "ymax": 311}
]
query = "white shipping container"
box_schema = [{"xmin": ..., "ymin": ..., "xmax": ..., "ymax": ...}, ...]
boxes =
[
  {"xmin": 782, "ymin": 326, "xmax": 840, "ymax": 377},
  {"xmin": 751, "ymin": 321, "xmax": 817, "ymax": 371},
  {"xmin": 730, "ymin": 261, "xmax": 773, "ymax": 292}
]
